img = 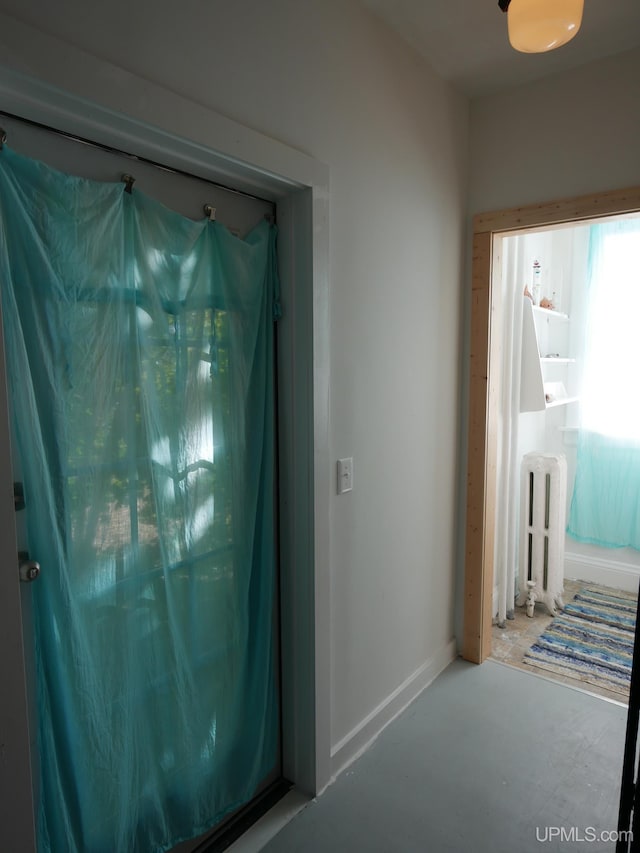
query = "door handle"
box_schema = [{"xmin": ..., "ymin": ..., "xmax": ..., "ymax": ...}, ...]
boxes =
[{"xmin": 18, "ymin": 551, "xmax": 40, "ymax": 583}]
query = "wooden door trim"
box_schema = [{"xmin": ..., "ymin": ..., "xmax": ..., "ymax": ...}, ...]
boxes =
[{"xmin": 462, "ymin": 185, "xmax": 640, "ymax": 664}]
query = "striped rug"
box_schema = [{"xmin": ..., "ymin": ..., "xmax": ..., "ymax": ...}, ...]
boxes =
[{"xmin": 523, "ymin": 585, "xmax": 638, "ymax": 698}]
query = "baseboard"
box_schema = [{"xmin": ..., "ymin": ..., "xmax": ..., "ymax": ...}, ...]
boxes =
[
  {"xmin": 329, "ymin": 639, "xmax": 457, "ymax": 782},
  {"xmin": 565, "ymin": 551, "xmax": 640, "ymax": 594}
]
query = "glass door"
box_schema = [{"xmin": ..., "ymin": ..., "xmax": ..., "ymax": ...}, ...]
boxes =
[{"xmin": 0, "ymin": 114, "xmax": 282, "ymax": 853}]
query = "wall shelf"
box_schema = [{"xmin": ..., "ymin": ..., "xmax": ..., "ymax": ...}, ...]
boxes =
[
  {"xmin": 520, "ymin": 297, "xmax": 578, "ymax": 413},
  {"xmin": 532, "ymin": 305, "xmax": 569, "ymax": 322},
  {"xmin": 545, "ymin": 396, "xmax": 579, "ymax": 409}
]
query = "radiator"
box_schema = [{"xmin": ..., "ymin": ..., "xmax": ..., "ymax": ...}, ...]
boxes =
[{"xmin": 517, "ymin": 452, "xmax": 567, "ymax": 617}]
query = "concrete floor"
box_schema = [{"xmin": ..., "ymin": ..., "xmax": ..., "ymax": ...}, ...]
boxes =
[{"xmin": 256, "ymin": 659, "xmax": 627, "ymax": 853}]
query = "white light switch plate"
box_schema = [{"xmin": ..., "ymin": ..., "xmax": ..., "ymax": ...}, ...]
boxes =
[{"xmin": 337, "ymin": 457, "xmax": 353, "ymax": 494}]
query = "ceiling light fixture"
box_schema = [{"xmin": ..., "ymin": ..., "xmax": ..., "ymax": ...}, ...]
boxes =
[{"xmin": 498, "ymin": 0, "xmax": 584, "ymax": 53}]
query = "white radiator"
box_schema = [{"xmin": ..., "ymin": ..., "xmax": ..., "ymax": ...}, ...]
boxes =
[{"xmin": 517, "ymin": 452, "xmax": 567, "ymax": 617}]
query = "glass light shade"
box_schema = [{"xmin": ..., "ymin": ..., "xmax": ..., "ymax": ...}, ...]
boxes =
[{"xmin": 507, "ymin": 0, "xmax": 584, "ymax": 53}]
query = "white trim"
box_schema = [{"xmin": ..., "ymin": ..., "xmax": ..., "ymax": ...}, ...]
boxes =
[
  {"xmin": 329, "ymin": 641, "xmax": 457, "ymax": 782},
  {"xmin": 0, "ymin": 15, "xmax": 327, "ymax": 197},
  {"xmin": 565, "ymin": 551, "xmax": 640, "ymax": 594},
  {"xmin": 0, "ymin": 20, "xmax": 332, "ymax": 850}
]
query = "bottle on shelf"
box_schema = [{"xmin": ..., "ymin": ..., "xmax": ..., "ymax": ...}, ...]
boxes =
[{"xmin": 532, "ymin": 259, "xmax": 542, "ymax": 306}]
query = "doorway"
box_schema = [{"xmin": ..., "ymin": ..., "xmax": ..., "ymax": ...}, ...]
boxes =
[
  {"xmin": 488, "ymin": 218, "xmax": 640, "ymax": 704},
  {"xmin": 462, "ymin": 185, "xmax": 640, "ymax": 665},
  {"xmin": 0, "ymin": 111, "xmax": 285, "ymax": 851},
  {"xmin": 0, "ymin": 68, "xmax": 331, "ymax": 853}
]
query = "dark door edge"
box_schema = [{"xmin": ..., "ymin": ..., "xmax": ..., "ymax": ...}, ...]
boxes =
[{"xmin": 192, "ymin": 778, "xmax": 293, "ymax": 853}]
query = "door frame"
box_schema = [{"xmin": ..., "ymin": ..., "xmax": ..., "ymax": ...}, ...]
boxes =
[
  {"xmin": 462, "ymin": 185, "xmax": 640, "ymax": 664},
  {"xmin": 0, "ymin": 27, "xmax": 331, "ymax": 851}
]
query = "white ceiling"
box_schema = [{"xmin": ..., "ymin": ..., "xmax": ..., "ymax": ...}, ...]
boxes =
[{"xmin": 361, "ymin": 0, "xmax": 640, "ymax": 98}]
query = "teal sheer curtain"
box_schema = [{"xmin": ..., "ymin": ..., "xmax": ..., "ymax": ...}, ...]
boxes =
[
  {"xmin": 567, "ymin": 219, "xmax": 640, "ymax": 549},
  {"xmin": 0, "ymin": 147, "xmax": 280, "ymax": 853}
]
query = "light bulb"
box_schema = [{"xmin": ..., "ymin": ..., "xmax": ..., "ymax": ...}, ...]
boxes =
[{"xmin": 507, "ymin": 0, "xmax": 584, "ymax": 53}]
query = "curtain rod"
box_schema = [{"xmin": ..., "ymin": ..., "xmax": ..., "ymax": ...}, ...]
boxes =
[{"xmin": 0, "ymin": 110, "xmax": 277, "ymax": 210}]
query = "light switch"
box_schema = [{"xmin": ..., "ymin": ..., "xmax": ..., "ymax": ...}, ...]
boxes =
[{"xmin": 337, "ymin": 457, "xmax": 353, "ymax": 494}]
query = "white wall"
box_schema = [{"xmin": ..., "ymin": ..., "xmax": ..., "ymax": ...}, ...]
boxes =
[
  {"xmin": 0, "ymin": 0, "xmax": 468, "ymax": 768},
  {"xmin": 469, "ymin": 46, "xmax": 640, "ymax": 215}
]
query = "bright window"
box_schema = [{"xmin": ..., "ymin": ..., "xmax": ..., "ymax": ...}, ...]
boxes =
[{"xmin": 581, "ymin": 222, "xmax": 640, "ymax": 443}]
